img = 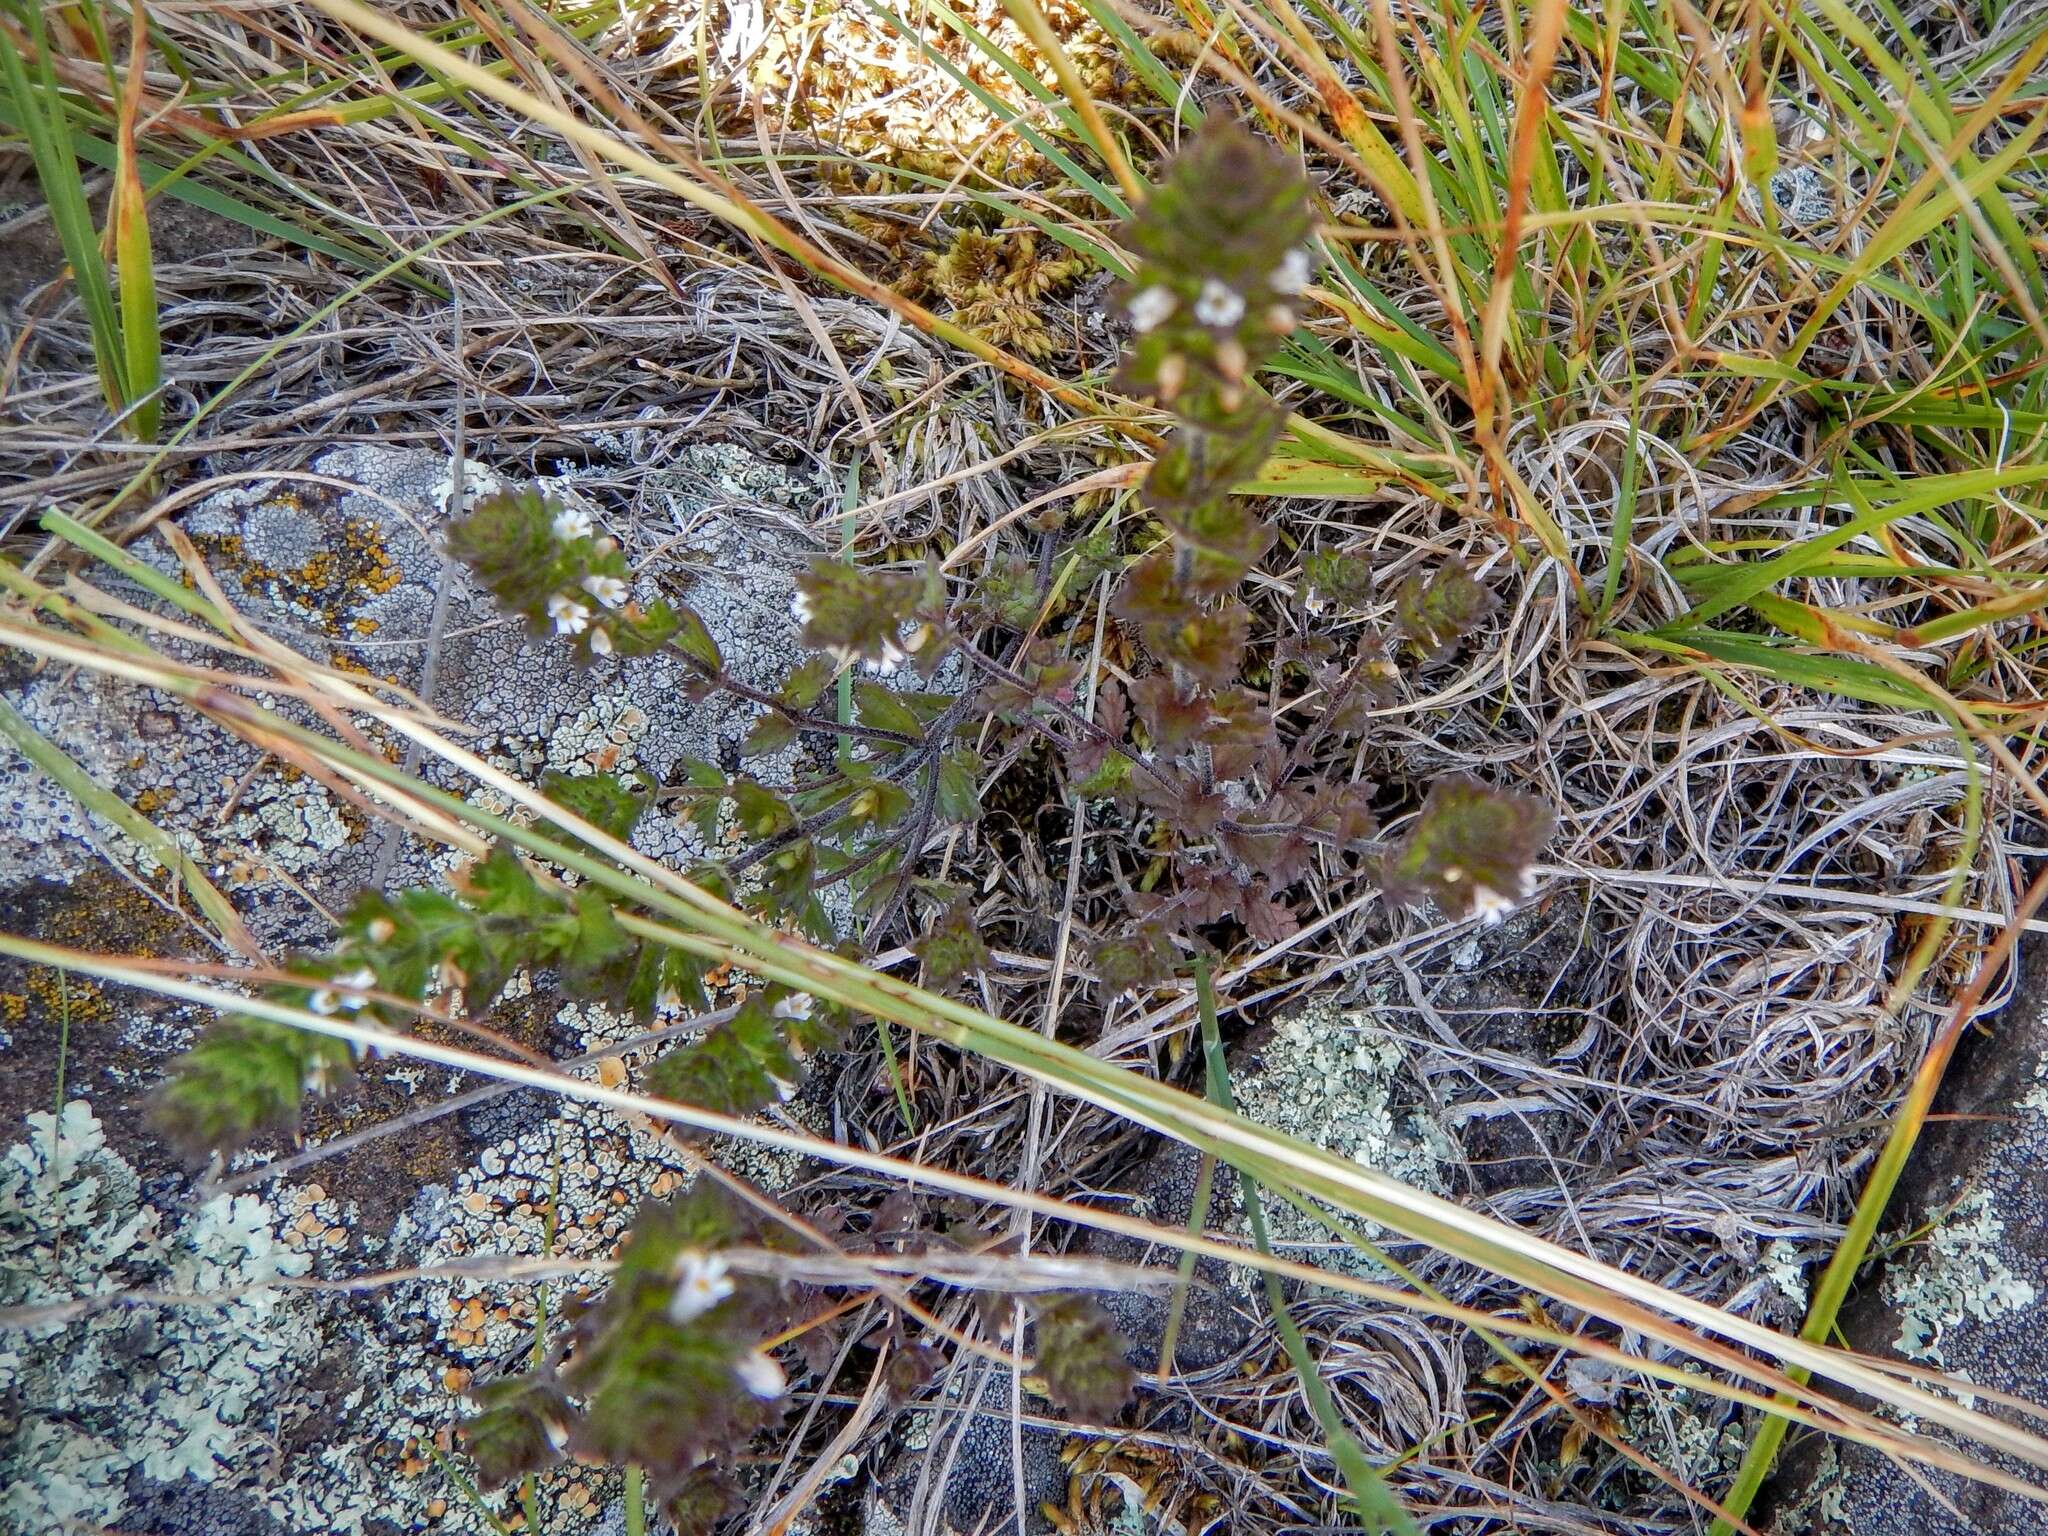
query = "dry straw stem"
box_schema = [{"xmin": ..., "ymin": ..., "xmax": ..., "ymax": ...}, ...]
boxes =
[
  {"xmin": 6, "ymin": 536, "xmax": 2048, "ymax": 1497},
  {"xmin": 4, "ymin": 931, "xmax": 2047, "ymax": 1506}
]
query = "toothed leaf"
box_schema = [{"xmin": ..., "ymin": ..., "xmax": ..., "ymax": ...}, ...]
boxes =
[
  {"xmin": 1393, "ymin": 560, "xmax": 1496, "ymax": 659},
  {"xmin": 459, "ymin": 1375, "xmax": 573, "ymax": 1488}
]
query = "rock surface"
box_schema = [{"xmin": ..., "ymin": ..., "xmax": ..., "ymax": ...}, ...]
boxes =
[
  {"xmin": 1766, "ymin": 940, "xmax": 2048, "ymax": 1533},
  {"xmin": 0, "ymin": 439, "xmax": 836, "ymax": 1534}
]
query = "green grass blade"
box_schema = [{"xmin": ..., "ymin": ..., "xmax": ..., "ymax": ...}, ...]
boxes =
[
  {"xmin": 113, "ymin": 16, "xmax": 161, "ymax": 439},
  {"xmin": 1193, "ymin": 959, "xmax": 1424, "ymax": 1536},
  {"xmin": 0, "ymin": 14, "xmax": 125, "ymax": 415}
]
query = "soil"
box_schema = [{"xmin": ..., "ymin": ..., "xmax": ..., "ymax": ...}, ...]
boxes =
[{"xmin": 0, "ymin": 186, "xmax": 253, "ymax": 310}]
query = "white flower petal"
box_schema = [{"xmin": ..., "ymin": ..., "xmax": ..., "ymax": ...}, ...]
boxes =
[
  {"xmin": 668, "ymin": 1252, "xmax": 736, "ymax": 1324},
  {"xmin": 733, "ymin": 1349, "xmax": 786, "ymax": 1399},
  {"xmin": 1127, "ymin": 284, "xmax": 1177, "ymax": 333},
  {"xmin": 1469, "ymin": 885, "xmax": 1514, "ymax": 925},
  {"xmin": 1193, "ymin": 279, "xmax": 1246, "ymax": 328},
  {"xmin": 581, "ymin": 574, "xmax": 629, "ymax": 608},
  {"xmin": 1272, "ymin": 247, "xmax": 1314, "ymax": 295},
  {"xmin": 551, "ymin": 507, "xmax": 594, "ymax": 542}
]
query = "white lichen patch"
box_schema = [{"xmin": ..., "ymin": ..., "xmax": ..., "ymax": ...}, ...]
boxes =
[
  {"xmin": 1763, "ymin": 1238, "xmax": 1812, "ymax": 1311},
  {"xmin": 1883, "ymin": 1186, "xmax": 2039, "ymax": 1365},
  {"xmin": 257, "ymin": 1059, "xmax": 694, "ymax": 1531},
  {"xmin": 1227, "ymin": 1001, "xmax": 1452, "ymax": 1277},
  {"xmin": 0, "ymin": 1101, "xmax": 319, "ymax": 1530},
  {"xmin": 544, "ymin": 694, "xmax": 654, "ymax": 779},
  {"xmin": 1614, "ymin": 1367, "xmax": 1747, "ymax": 1490},
  {"xmin": 219, "ymin": 773, "xmax": 354, "ymax": 880}
]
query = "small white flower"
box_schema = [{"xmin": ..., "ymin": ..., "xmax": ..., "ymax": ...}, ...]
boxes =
[
  {"xmin": 668, "ymin": 1252, "xmax": 736, "ymax": 1324},
  {"xmin": 551, "ymin": 506, "xmax": 594, "ymax": 542},
  {"xmin": 1469, "ymin": 885, "xmax": 1515, "ymax": 925},
  {"xmin": 332, "ymin": 967, "xmax": 378, "ymax": 1010},
  {"xmin": 771, "ymin": 992, "xmax": 815, "ymax": 1022},
  {"xmin": 1127, "ymin": 284, "xmax": 1177, "ymax": 333},
  {"xmin": 581, "ymin": 573, "xmax": 629, "ymax": 608},
  {"xmin": 1194, "ymin": 279, "xmax": 1245, "ymax": 328},
  {"xmin": 588, "ymin": 626, "xmax": 614, "ymax": 658},
  {"xmin": 733, "ymin": 1349, "xmax": 786, "ymax": 1400},
  {"xmin": 308, "ymin": 988, "xmax": 341, "ymax": 1016},
  {"xmin": 790, "ymin": 590, "xmax": 813, "ymax": 625},
  {"xmin": 1271, "ymin": 247, "xmax": 1314, "ymax": 295},
  {"xmin": 862, "ymin": 639, "xmax": 907, "ymax": 676},
  {"xmin": 542, "ymin": 1417, "xmax": 570, "ymax": 1453},
  {"xmin": 547, "ymin": 595, "xmax": 591, "ymax": 636}
]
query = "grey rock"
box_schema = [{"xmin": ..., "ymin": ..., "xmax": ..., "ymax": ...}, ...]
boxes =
[{"xmin": 1767, "ymin": 941, "xmax": 2048, "ymax": 1533}]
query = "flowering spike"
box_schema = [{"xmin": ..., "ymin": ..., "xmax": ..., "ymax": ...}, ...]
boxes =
[
  {"xmin": 447, "ymin": 485, "xmax": 691, "ymax": 661},
  {"xmin": 1379, "ymin": 775, "xmax": 1553, "ymax": 923}
]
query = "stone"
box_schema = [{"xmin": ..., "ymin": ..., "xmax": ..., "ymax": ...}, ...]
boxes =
[{"xmin": 1765, "ymin": 939, "xmax": 2048, "ymax": 1534}]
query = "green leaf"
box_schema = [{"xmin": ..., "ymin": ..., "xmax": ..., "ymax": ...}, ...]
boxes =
[
  {"xmin": 1030, "ymin": 1294, "xmax": 1135, "ymax": 1421},
  {"xmin": 459, "ymin": 842, "xmax": 555, "ymax": 921},
  {"xmin": 1392, "ymin": 561, "xmax": 1496, "ymax": 659},
  {"xmin": 742, "ymin": 712, "xmax": 799, "ymax": 757},
  {"xmin": 149, "ymin": 1016, "xmax": 355, "ymax": 1162},
  {"xmin": 542, "ymin": 770, "xmax": 651, "ymax": 844},
  {"xmin": 936, "ymin": 750, "xmax": 982, "ymax": 823},
  {"xmin": 344, "ymin": 887, "xmax": 483, "ymax": 1004},
  {"xmin": 854, "ymin": 681, "xmax": 923, "ymax": 739},
  {"xmin": 912, "ymin": 899, "xmax": 990, "ymax": 985},
  {"xmin": 731, "ymin": 780, "xmax": 796, "ymax": 840},
  {"xmin": 624, "ymin": 942, "xmax": 709, "ymax": 1019},
  {"xmin": 671, "ymin": 602, "xmax": 724, "ymax": 672},
  {"xmin": 646, "ymin": 993, "xmax": 840, "ymax": 1120},
  {"xmin": 793, "ymin": 559, "xmax": 921, "ymax": 667},
  {"xmin": 778, "ymin": 655, "xmax": 835, "ymax": 710},
  {"xmin": 459, "ymin": 1376, "xmax": 573, "ymax": 1488},
  {"xmin": 1300, "ymin": 545, "xmax": 1376, "ymax": 614},
  {"xmin": 544, "ymin": 887, "xmax": 633, "ymax": 982}
]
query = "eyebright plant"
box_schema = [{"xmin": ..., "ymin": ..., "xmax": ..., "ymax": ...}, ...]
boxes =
[
  {"xmin": 446, "ymin": 486, "xmax": 684, "ymax": 661},
  {"xmin": 456, "ymin": 1188, "xmax": 1136, "ymax": 1522},
  {"xmin": 148, "ymin": 113, "xmax": 1545, "ymax": 1520},
  {"xmin": 154, "ymin": 118, "xmax": 1551, "ymax": 1166}
]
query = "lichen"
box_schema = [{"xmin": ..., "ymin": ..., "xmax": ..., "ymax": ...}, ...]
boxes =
[
  {"xmin": 0, "ymin": 1101, "xmax": 318, "ymax": 1531},
  {"xmin": 1227, "ymin": 1000, "xmax": 1452, "ymax": 1278},
  {"xmin": 1883, "ymin": 1186, "xmax": 2038, "ymax": 1365},
  {"xmin": 1612, "ymin": 1366, "xmax": 1746, "ymax": 1490}
]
